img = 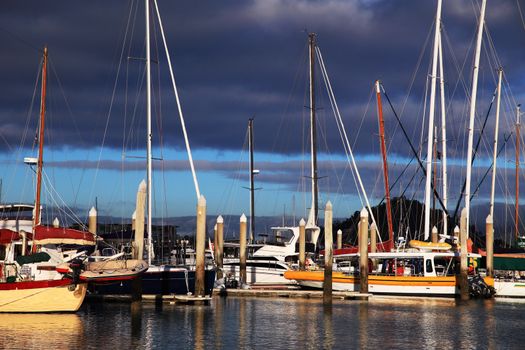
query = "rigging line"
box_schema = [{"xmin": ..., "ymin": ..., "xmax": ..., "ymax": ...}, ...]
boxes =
[
  {"xmin": 316, "ymin": 47, "xmax": 381, "ymax": 243},
  {"xmin": 89, "ymin": 0, "xmax": 135, "ymax": 208},
  {"xmin": 472, "ymin": 133, "xmax": 514, "ymax": 202},
  {"xmin": 451, "ymin": 87, "xmax": 497, "ymax": 221},
  {"xmin": 377, "ymin": 156, "xmax": 416, "ymax": 206},
  {"xmin": 381, "ymin": 84, "xmax": 449, "ymax": 215},
  {"xmin": 154, "ymin": 0, "xmax": 200, "ymax": 200}
]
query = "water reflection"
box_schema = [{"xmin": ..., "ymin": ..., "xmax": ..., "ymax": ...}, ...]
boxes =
[
  {"xmin": 0, "ymin": 313, "xmax": 84, "ymax": 348},
  {"xmin": 2, "ymin": 297, "xmax": 525, "ymax": 349}
]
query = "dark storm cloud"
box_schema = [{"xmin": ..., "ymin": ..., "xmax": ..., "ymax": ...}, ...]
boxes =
[{"xmin": 1, "ymin": 0, "xmax": 524, "ymax": 159}]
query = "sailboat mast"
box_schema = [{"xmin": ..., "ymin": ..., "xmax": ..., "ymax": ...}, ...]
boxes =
[
  {"xmin": 375, "ymin": 80, "xmax": 393, "ymax": 250},
  {"xmin": 248, "ymin": 118, "xmax": 255, "ymax": 243},
  {"xmin": 438, "ymin": 33, "xmax": 448, "ymax": 236},
  {"xmin": 145, "ymin": 0, "xmax": 153, "ymax": 265},
  {"xmin": 490, "ymin": 68, "xmax": 503, "ymax": 218},
  {"xmin": 514, "ymin": 105, "xmax": 520, "ymax": 242},
  {"xmin": 308, "ymin": 33, "xmax": 318, "ymax": 225},
  {"xmin": 464, "ymin": 0, "xmax": 487, "ymax": 237},
  {"xmin": 424, "ymin": 0, "xmax": 442, "ymax": 241},
  {"xmin": 32, "ymin": 46, "xmax": 48, "ymax": 253}
]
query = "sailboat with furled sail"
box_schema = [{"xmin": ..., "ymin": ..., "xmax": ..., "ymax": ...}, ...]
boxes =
[{"xmin": 89, "ymin": 0, "xmax": 215, "ymax": 297}]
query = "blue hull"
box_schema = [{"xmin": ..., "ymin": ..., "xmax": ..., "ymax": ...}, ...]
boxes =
[{"xmin": 89, "ymin": 267, "xmax": 215, "ymax": 296}]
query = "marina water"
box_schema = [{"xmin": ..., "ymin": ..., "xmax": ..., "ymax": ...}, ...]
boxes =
[{"xmin": 1, "ymin": 296, "xmax": 524, "ymax": 349}]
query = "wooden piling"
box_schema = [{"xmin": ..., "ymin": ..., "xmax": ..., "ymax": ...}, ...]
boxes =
[
  {"xmin": 299, "ymin": 218, "xmax": 306, "ymax": 270},
  {"xmin": 216, "ymin": 215, "xmax": 224, "ymax": 280},
  {"xmin": 132, "ymin": 210, "xmax": 136, "ymax": 231},
  {"xmin": 359, "ymin": 208, "xmax": 369, "ymax": 294},
  {"xmin": 88, "ymin": 206, "xmax": 97, "ymax": 234},
  {"xmin": 336, "ymin": 229, "xmax": 342, "ymax": 250},
  {"xmin": 132, "ymin": 180, "xmax": 146, "ymax": 302},
  {"xmin": 239, "ymin": 214, "xmax": 247, "ymax": 286},
  {"xmin": 323, "ymin": 201, "xmax": 333, "ymax": 305},
  {"xmin": 431, "ymin": 226, "xmax": 438, "ymax": 244},
  {"xmin": 53, "ymin": 217, "xmax": 59, "ymax": 228},
  {"xmin": 453, "ymin": 225, "xmax": 460, "ymax": 249},
  {"xmin": 195, "ymin": 195, "xmax": 207, "ymax": 297},
  {"xmin": 486, "ymin": 214, "xmax": 494, "ymax": 278},
  {"xmin": 21, "ymin": 231, "xmax": 27, "ymax": 256},
  {"xmin": 460, "ymin": 208, "xmax": 469, "ymax": 301},
  {"xmin": 133, "ymin": 180, "xmax": 146, "ymax": 261},
  {"xmin": 369, "ymin": 223, "xmax": 377, "ymax": 254}
]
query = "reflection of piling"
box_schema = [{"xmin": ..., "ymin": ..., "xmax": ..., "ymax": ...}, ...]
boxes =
[
  {"xmin": 240, "ymin": 214, "xmax": 247, "ymax": 286},
  {"xmin": 486, "ymin": 214, "xmax": 494, "ymax": 278},
  {"xmin": 216, "ymin": 215, "xmax": 224, "ymax": 280},
  {"xmin": 460, "ymin": 208, "xmax": 469, "ymax": 301},
  {"xmin": 88, "ymin": 206, "xmax": 97, "ymax": 235},
  {"xmin": 359, "ymin": 208, "xmax": 369, "ymax": 294},
  {"xmin": 299, "ymin": 218, "xmax": 306, "ymax": 270},
  {"xmin": 323, "ymin": 202, "xmax": 333, "ymax": 305},
  {"xmin": 195, "ymin": 195, "xmax": 207, "ymax": 297},
  {"xmin": 336, "ymin": 229, "xmax": 342, "ymax": 250},
  {"xmin": 431, "ymin": 226, "xmax": 438, "ymax": 244}
]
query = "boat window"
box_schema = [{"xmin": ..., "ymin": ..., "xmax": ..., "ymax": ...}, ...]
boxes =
[
  {"xmin": 267, "ymin": 229, "xmax": 294, "ymax": 246},
  {"xmin": 425, "ymin": 259, "xmax": 433, "ymax": 273}
]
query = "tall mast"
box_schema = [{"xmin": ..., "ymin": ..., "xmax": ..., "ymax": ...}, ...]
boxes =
[
  {"xmin": 308, "ymin": 33, "xmax": 318, "ymax": 226},
  {"xmin": 438, "ymin": 32, "xmax": 448, "ymax": 236},
  {"xmin": 464, "ymin": 0, "xmax": 487, "ymax": 237},
  {"xmin": 32, "ymin": 46, "xmax": 48, "ymax": 253},
  {"xmin": 490, "ymin": 68, "xmax": 503, "ymax": 218},
  {"xmin": 248, "ymin": 118, "xmax": 255, "ymax": 243},
  {"xmin": 375, "ymin": 80, "xmax": 393, "ymax": 250},
  {"xmin": 514, "ymin": 105, "xmax": 520, "ymax": 242},
  {"xmin": 424, "ymin": 0, "xmax": 442, "ymax": 241},
  {"xmin": 145, "ymin": 0, "xmax": 153, "ymax": 265}
]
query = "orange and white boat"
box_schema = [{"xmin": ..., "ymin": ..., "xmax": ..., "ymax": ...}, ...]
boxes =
[{"xmin": 285, "ymin": 250, "xmax": 488, "ymax": 297}]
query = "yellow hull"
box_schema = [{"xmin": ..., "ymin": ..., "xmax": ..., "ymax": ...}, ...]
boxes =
[{"xmin": 0, "ymin": 282, "xmax": 87, "ymax": 313}]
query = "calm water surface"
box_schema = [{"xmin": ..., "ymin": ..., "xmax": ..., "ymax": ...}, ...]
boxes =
[{"xmin": 1, "ymin": 296, "xmax": 525, "ymax": 349}]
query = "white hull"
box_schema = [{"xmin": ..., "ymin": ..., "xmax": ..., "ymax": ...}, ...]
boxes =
[
  {"xmin": 494, "ymin": 280, "xmax": 525, "ymax": 298},
  {"xmin": 0, "ymin": 282, "xmax": 87, "ymax": 313},
  {"xmin": 224, "ymin": 265, "xmax": 295, "ymax": 285},
  {"xmin": 297, "ymin": 280, "xmax": 457, "ymax": 295}
]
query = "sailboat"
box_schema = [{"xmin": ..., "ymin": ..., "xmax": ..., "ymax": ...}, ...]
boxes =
[
  {"xmin": 0, "ymin": 47, "xmax": 89, "ymax": 312},
  {"xmin": 89, "ymin": 0, "xmax": 215, "ymax": 297}
]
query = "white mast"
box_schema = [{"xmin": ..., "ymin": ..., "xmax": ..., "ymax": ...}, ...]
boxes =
[
  {"xmin": 145, "ymin": 0, "xmax": 153, "ymax": 265},
  {"xmin": 438, "ymin": 29, "xmax": 448, "ymax": 236},
  {"xmin": 307, "ymin": 33, "xmax": 318, "ymax": 227},
  {"xmin": 465, "ymin": 0, "xmax": 487, "ymax": 237},
  {"xmin": 490, "ymin": 68, "xmax": 503, "ymax": 218},
  {"xmin": 424, "ymin": 0, "xmax": 442, "ymax": 240}
]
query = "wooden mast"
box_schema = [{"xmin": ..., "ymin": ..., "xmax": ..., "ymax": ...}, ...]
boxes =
[
  {"xmin": 308, "ymin": 33, "xmax": 318, "ymax": 226},
  {"xmin": 375, "ymin": 81, "xmax": 393, "ymax": 251},
  {"xmin": 248, "ymin": 118, "xmax": 255, "ymax": 243},
  {"xmin": 516, "ymin": 104, "xmax": 521, "ymax": 243},
  {"xmin": 32, "ymin": 46, "xmax": 48, "ymax": 253}
]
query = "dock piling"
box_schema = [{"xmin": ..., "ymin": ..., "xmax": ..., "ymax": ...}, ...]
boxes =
[
  {"xmin": 88, "ymin": 206, "xmax": 97, "ymax": 235},
  {"xmin": 336, "ymin": 229, "xmax": 342, "ymax": 250},
  {"xmin": 216, "ymin": 215, "xmax": 224, "ymax": 280},
  {"xmin": 486, "ymin": 214, "xmax": 494, "ymax": 278},
  {"xmin": 323, "ymin": 201, "xmax": 333, "ymax": 305},
  {"xmin": 195, "ymin": 195, "xmax": 207, "ymax": 297},
  {"xmin": 299, "ymin": 218, "xmax": 306, "ymax": 270},
  {"xmin": 359, "ymin": 207, "xmax": 369, "ymax": 294},
  {"xmin": 460, "ymin": 208, "xmax": 469, "ymax": 301},
  {"xmin": 133, "ymin": 180, "xmax": 146, "ymax": 261},
  {"xmin": 240, "ymin": 214, "xmax": 247, "ymax": 286},
  {"xmin": 431, "ymin": 226, "xmax": 438, "ymax": 244}
]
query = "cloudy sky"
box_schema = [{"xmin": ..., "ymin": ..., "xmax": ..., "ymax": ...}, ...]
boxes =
[{"xmin": 1, "ymin": 0, "xmax": 524, "ymax": 231}]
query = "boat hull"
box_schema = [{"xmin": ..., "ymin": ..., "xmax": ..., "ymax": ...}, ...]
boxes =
[
  {"xmin": 0, "ymin": 279, "xmax": 87, "ymax": 313},
  {"xmin": 494, "ymin": 280, "xmax": 525, "ymax": 298},
  {"xmin": 88, "ymin": 266, "xmax": 215, "ymax": 296},
  {"xmin": 285, "ymin": 270, "xmax": 459, "ymax": 296},
  {"xmin": 222, "ymin": 264, "xmax": 296, "ymax": 286}
]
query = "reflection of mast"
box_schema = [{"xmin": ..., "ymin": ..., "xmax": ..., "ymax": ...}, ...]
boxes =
[
  {"xmin": 33, "ymin": 46, "xmax": 48, "ymax": 253},
  {"xmin": 308, "ymin": 33, "xmax": 318, "ymax": 226},
  {"xmin": 516, "ymin": 104, "xmax": 521, "ymax": 243},
  {"xmin": 375, "ymin": 80, "xmax": 393, "ymax": 250}
]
